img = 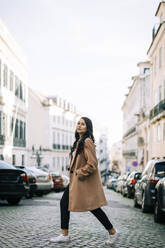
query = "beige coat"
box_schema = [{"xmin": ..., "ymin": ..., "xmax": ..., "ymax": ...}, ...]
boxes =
[{"xmin": 68, "ymin": 138, "xmax": 107, "ymax": 212}]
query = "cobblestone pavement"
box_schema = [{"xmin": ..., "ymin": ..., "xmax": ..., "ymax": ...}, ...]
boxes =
[{"xmin": 0, "ymin": 187, "xmax": 165, "ymax": 248}]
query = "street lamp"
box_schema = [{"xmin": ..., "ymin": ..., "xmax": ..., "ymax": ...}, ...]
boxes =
[{"xmin": 32, "ymin": 145, "xmax": 42, "ymax": 168}]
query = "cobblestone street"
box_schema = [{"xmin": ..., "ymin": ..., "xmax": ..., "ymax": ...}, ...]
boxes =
[{"xmin": 0, "ymin": 187, "xmax": 165, "ymax": 248}]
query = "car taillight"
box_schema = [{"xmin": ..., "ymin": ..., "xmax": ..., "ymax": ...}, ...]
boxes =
[
  {"xmin": 149, "ymin": 179, "xmax": 159, "ymax": 183},
  {"xmin": 21, "ymin": 173, "xmax": 29, "ymax": 182},
  {"xmin": 131, "ymin": 179, "xmax": 136, "ymax": 184},
  {"xmin": 48, "ymin": 174, "xmax": 52, "ymax": 180},
  {"xmin": 33, "ymin": 177, "xmax": 37, "ymax": 183}
]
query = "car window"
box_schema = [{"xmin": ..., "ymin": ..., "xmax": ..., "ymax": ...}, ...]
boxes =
[
  {"xmin": 155, "ymin": 162, "xmax": 165, "ymax": 178},
  {"xmin": 134, "ymin": 173, "xmax": 141, "ymax": 180}
]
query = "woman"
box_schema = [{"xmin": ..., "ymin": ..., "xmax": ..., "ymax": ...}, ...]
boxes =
[{"xmin": 50, "ymin": 117, "xmax": 119, "ymax": 245}]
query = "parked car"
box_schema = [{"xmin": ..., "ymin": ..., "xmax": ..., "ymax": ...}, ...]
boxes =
[
  {"xmin": 61, "ymin": 175, "xmax": 69, "ymax": 188},
  {"xmin": 154, "ymin": 176, "xmax": 165, "ymax": 223},
  {"xmin": 122, "ymin": 171, "xmax": 141, "ymax": 198},
  {"xmin": 106, "ymin": 178, "xmax": 117, "ymax": 190},
  {"xmin": 15, "ymin": 166, "xmax": 37, "ymax": 198},
  {"xmin": 134, "ymin": 159, "xmax": 165, "ymax": 213},
  {"xmin": 116, "ymin": 173, "xmax": 130, "ymax": 194},
  {"xmin": 50, "ymin": 172, "xmax": 64, "ymax": 192},
  {"xmin": 121, "ymin": 172, "xmax": 131, "ymax": 197},
  {"xmin": 26, "ymin": 167, "xmax": 53, "ymax": 196},
  {"xmin": 115, "ymin": 175, "xmax": 125, "ymax": 193},
  {"xmin": 0, "ymin": 161, "xmax": 29, "ymax": 205}
]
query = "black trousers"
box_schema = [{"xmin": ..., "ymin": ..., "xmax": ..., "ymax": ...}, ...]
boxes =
[{"xmin": 60, "ymin": 185, "xmax": 113, "ymax": 230}]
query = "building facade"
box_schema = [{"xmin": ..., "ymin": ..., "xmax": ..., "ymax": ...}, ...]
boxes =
[
  {"xmin": 98, "ymin": 134, "xmax": 110, "ymax": 184},
  {"xmin": 110, "ymin": 140, "xmax": 123, "ymax": 175},
  {"xmin": 27, "ymin": 89, "xmax": 80, "ymax": 175},
  {"xmin": 0, "ymin": 19, "xmax": 28, "ymax": 165},
  {"xmin": 147, "ymin": 1, "xmax": 165, "ymax": 159},
  {"xmin": 122, "ymin": 61, "xmax": 151, "ymax": 172}
]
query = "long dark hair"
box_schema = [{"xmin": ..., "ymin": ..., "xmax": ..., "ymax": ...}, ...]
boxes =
[{"xmin": 70, "ymin": 117, "xmax": 95, "ymax": 156}]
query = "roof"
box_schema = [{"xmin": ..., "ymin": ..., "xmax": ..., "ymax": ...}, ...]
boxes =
[
  {"xmin": 155, "ymin": 1, "xmax": 165, "ymax": 16},
  {"xmin": 147, "ymin": 21, "xmax": 165, "ymax": 55}
]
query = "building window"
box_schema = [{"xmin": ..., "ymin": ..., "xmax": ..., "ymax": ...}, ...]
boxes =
[
  {"xmin": 10, "ymin": 117, "xmax": 14, "ymax": 135},
  {"xmin": 15, "ymin": 76, "xmax": 19, "ymax": 97},
  {"xmin": 159, "ymin": 47, "xmax": 162, "ymax": 68},
  {"xmin": 157, "ymin": 123, "xmax": 161, "ymax": 142},
  {"xmin": 3, "ymin": 64, "xmax": 8, "ymax": 87},
  {"xmin": 20, "ymin": 81, "xmax": 23, "ymax": 100},
  {"xmin": 0, "ymin": 154, "xmax": 4, "ymax": 160},
  {"xmin": 22, "ymin": 154, "xmax": 25, "ymax": 165},
  {"xmin": 12, "ymin": 154, "xmax": 16, "ymax": 165},
  {"xmin": 163, "ymin": 123, "xmax": 165, "ymax": 142},
  {"xmin": 10, "ymin": 71, "xmax": 14, "ymax": 91},
  {"xmin": 20, "ymin": 121, "xmax": 23, "ymax": 139},
  {"xmin": 15, "ymin": 119, "xmax": 19, "ymax": 138}
]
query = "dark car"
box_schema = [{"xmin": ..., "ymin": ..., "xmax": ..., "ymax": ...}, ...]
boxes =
[
  {"xmin": 0, "ymin": 161, "xmax": 29, "ymax": 205},
  {"xmin": 122, "ymin": 171, "xmax": 141, "ymax": 198},
  {"xmin": 50, "ymin": 171, "xmax": 64, "ymax": 192},
  {"xmin": 154, "ymin": 176, "xmax": 165, "ymax": 223},
  {"xmin": 15, "ymin": 166, "xmax": 37, "ymax": 198},
  {"xmin": 134, "ymin": 159, "xmax": 165, "ymax": 213}
]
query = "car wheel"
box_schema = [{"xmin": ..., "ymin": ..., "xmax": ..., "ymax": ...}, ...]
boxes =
[
  {"xmin": 141, "ymin": 192, "xmax": 150, "ymax": 213},
  {"xmin": 154, "ymin": 199, "xmax": 163, "ymax": 223},
  {"xmin": 7, "ymin": 197, "xmax": 21, "ymax": 205}
]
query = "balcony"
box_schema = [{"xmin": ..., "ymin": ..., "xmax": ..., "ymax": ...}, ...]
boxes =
[
  {"xmin": 149, "ymin": 99, "xmax": 165, "ymax": 120},
  {"xmin": 123, "ymin": 126, "xmax": 136, "ymax": 139},
  {"xmin": 13, "ymin": 138, "xmax": 26, "ymax": 147},
  {"xmin": 123, "ymin": 150, "xmax": 136, "ymax": 158},
  {"xmin": 0, "ymin": 135, "xmax": 5, "ymax": 145}
]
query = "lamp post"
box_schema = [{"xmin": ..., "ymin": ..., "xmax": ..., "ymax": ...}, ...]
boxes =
[{"xmin": 32, "ymin": 145, "xmax": 42, "ymax": 168}]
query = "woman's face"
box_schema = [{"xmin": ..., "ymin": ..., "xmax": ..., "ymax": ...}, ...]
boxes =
[{"xmin": 76, "ymin": 118, "xmax": 87, "ymax": 136}]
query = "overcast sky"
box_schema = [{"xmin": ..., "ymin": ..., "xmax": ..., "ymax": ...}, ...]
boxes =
[{"xmin": 0, "ymin": 0, "xmax": 161, "ymax": 146}]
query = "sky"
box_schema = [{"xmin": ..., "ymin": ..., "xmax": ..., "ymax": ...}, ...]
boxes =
[{"xmin": 0, "ymin": 0, "xmax": 161, "ymax": 147}]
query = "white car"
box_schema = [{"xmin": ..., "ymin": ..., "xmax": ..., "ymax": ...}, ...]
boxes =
[
  {"xmin": 26, "ymin": 167, "xmax": 53, "ymax": 196},
  {"xmin": 61, "ymin": 175, "xmax": 69, "ymax": 188}
]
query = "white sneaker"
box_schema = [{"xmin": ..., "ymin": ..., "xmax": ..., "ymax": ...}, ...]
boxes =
[
  {"xmin": 50, "ymin": 234, "xmax": 70, "ymax": 243},
  {"xmin": 105, "ymin": 230, "xmax": 119, "ymax": 245}
]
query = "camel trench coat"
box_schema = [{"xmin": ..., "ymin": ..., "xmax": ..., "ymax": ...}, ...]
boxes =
[{"xmin": 68, "ymin": 138, "xmax": 107, "ymax": 212}]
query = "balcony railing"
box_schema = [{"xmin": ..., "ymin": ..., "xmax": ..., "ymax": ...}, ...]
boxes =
[
  {"xmin": 0, "ymin": 135, "xmax": 5, "ymax": 145},
  {"xmin": 123, "ymin": 126, "xmax": 136, "ymax": 139},
  {"xmin": 123, "ymin": 150, "xmax": 136, "ymax": 157},
  {"xmin": 149, "ymin": 99, "xmax": 165, "ymax": 120},
  {"xmin": 13, "ymin": 138, "xmax": 26, "ymax": 147},
  {"xmin": 53, "ymin": 144, "xmax": 71, "ymax": 150}
]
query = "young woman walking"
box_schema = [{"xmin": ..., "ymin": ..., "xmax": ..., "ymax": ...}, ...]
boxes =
[{"xmin": 50, "ymin": 117, "xmax": 119, "ymax": 245}]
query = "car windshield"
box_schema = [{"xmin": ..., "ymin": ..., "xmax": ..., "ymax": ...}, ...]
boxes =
[{"xmin": 155, "ymin": 162, "xmax": 165, "ymax": 178}]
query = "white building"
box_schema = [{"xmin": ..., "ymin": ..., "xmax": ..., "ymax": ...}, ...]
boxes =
[
  {"xmin": 27, "ymin": 89, "xmax": 80, "ymax": 175},
  {"xmin": 0, "ymin": 19, "xmax": 28, "ymax": 165},
  {"xmin": 122, "ymin": 61, "xmax": 151, "ymax": 172},
  {"xmin": 98, "ymin": 134, "xmax": 110, "ymax": 184},
  {"xmin": 110, "ymin": 140, "xmax": 123, "ymax": 174}
]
